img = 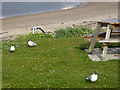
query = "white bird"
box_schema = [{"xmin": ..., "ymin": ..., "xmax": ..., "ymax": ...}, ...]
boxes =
[
  {"xmin": 31, "ymin": 27, "xmax": 46, "ymax": 34},
  {"xmin": 31, "ymin": 27, "xmax": 37, "ymax": 34},
  {"xmin": 28, "ymin": 40, "xmax": 37, "ymax": 47},
  {"xmin": 86, "ymin": 72, "xmax": 98, "ymax": 82},
  {"xmin": 10, "ymin": 44, "xmax": 15, "ymax": 52}
]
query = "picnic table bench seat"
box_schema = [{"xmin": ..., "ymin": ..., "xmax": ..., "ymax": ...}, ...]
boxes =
[{"xmin": 99, "ymin": 39, "xmax": 120, "ymax": 43}]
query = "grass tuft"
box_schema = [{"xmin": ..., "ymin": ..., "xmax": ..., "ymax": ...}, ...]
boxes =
[{"xmin": 54, "ymin": 26, "xmax": 93, "ymax": 38}]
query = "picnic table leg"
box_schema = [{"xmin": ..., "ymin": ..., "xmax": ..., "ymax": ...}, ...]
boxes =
[
  {"xmin": 87, "ymin": 23, "xmax": 102, "ymax": 54},
  {"xmin": 101, "ymin": 43, "xmax": 108, "ymax": 60},
  {"xmin": 110, "ymin": 28, "xmax": 113, "ymax": 38},
  {"xmin": 101, "ymin": 24, "xmax": 112, "ymax": 60},
  {"xmin": 105, "ymin": 24, "xmax": 112, "ymax": 39}
]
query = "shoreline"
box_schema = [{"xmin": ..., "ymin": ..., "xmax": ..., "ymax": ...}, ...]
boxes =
[
  {"xmin": 2, "ymin": 2, "xmax": 118, "ymax": 40},
  {"xmin": 2, "ymin": 2, "xmax": 84, "ymax": 19}
]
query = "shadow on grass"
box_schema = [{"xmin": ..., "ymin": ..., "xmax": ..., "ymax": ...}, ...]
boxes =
[
  {"xmin": 75, "ymin": 41, "xmax": 120, "ymax": 51},
  {"xmin": 108, "ymin": 43, "xmax": 120, "ymax": 48},
  {"xmin": 75, "ymin": 42, "xmax": 101, "ymax": 51}
]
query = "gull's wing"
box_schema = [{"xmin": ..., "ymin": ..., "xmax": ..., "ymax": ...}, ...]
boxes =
[
  {"xmin": 89, "ymin": 75, "xmax": 93, "ymax": 79},
  {"xmin": 37, "ymin": 27, "xmax": 46, "ymax": 34},
  {"xmin": 10, "ymin": 46, "xmax": 15, "ymax": 51},
  {"xmin": 31, "ymin": 41, "xmax": 37, "ymax": 45},
  {"xmin": 87, "ymin": 75, "xmax": 92, "ymax": 80}
]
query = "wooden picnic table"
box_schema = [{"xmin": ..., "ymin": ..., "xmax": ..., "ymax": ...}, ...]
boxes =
[{"xmin": 87, "ymin": 18, "xmax": 120, "ymax": 60}]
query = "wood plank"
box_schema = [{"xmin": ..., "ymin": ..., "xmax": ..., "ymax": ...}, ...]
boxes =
[
  {"xmin": 97, "ymin": 18, "xmax": 120, "ymax": 25},
  {"xmin": 102, "ymin": 45, "xmax": 108, "ymax": 60},
  {"xmin": 87, "ymin": 23, "xmax": 102, "ymax": 54},
  {"xmin": 105, "ymin": 24, "xmax": 111, "ymax": 39},
  {"xmin": 99, "ymin": 39, "xmax": 120, "ymax": 43},
  {"xmin": 83, "ymin": 31, "xmax": 120, "ymax": 38},
  {"xmin": 111, "ymin": 31, "xmax": 120, "ymax": 33}
]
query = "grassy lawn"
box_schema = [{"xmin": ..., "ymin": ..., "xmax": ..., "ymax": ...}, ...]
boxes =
[{"xmin": 2, "ymin": 36, "xmax": 119, "ymax": 88}]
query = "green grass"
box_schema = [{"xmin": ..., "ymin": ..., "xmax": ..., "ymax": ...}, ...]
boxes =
[
  {"xmin": 54, "ymin": 26, "xmax": 93, "ymax": 38},
  {"xmin": 2, "ymin": 28, "xmax": 119, "ymax": 88}
]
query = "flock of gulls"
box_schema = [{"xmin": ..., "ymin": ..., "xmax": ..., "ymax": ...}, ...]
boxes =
[
  {"xmin": 9, "ymin": 27, "xmax": 98, "ymax": 83},
  {"xmin": 10, "ymin": 27, "xmax": 44, "ymax": 52},
  {"xmin": 10, "ymin": 40, "xmax": 37, "ymax": 52}
]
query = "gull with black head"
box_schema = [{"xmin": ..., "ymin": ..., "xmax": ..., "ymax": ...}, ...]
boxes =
[
  {"xmin": 10, "ymin": 44, "xmax": 15, "ymax": 52},
  {"xmin": 86, "ymin": 72, "xmax": 98, "ymax": 83}
]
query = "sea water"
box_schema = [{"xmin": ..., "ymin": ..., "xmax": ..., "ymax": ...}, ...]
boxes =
[{"xmin": 1, "ymin": 2, "xmax": 88, "ymax": 18}]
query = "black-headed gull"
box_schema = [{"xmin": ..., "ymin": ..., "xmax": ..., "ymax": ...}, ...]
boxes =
[
  {"xmin": 28, "ymin": 40, "xmax": 37, "ymax": 46},
  {"xmin": 31, "ymin": 27, "xmax": 46, "ymax": 34},
  {"xmin": 86, "ymin": 72, "xmax": 98, "ymax": 82},
  {"xmin": 10, "ymin": 44, "xmax": 15, "ymax": 52}
]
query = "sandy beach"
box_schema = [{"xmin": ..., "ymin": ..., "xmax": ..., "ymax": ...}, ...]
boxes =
[{"xmin": 1, "ymin": 2, "xmax": 118, "ymax": 40}]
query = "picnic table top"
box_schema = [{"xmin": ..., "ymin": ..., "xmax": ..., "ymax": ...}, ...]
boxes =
[{"xmin": 97, "ymin": 18, "xmax": 120, "ymax": 24}]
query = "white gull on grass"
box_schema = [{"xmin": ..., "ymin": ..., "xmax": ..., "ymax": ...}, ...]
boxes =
[
  {"xmin": 28, "ymin": 40, "xmax": 37, "ymax": 47},
  {"xmin": 86, "ymin": 72, "xmax": 98, "ymax": 83},
  {"xmin": 10, "ymin": 44, "xmax": 15, "ymax": 52}
]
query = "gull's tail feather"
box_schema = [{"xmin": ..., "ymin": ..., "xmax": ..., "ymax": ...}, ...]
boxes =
[
  {"xmin": 34, "ymin": 43, "xmax": 37, "ymax": 45},
  {"xmin": 86, "ymin": 77, "xmax": 89, "ymax": 80},
  {"xmin": 86, "ymin": 77, "xmax": 91, "ymax": 81}
]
